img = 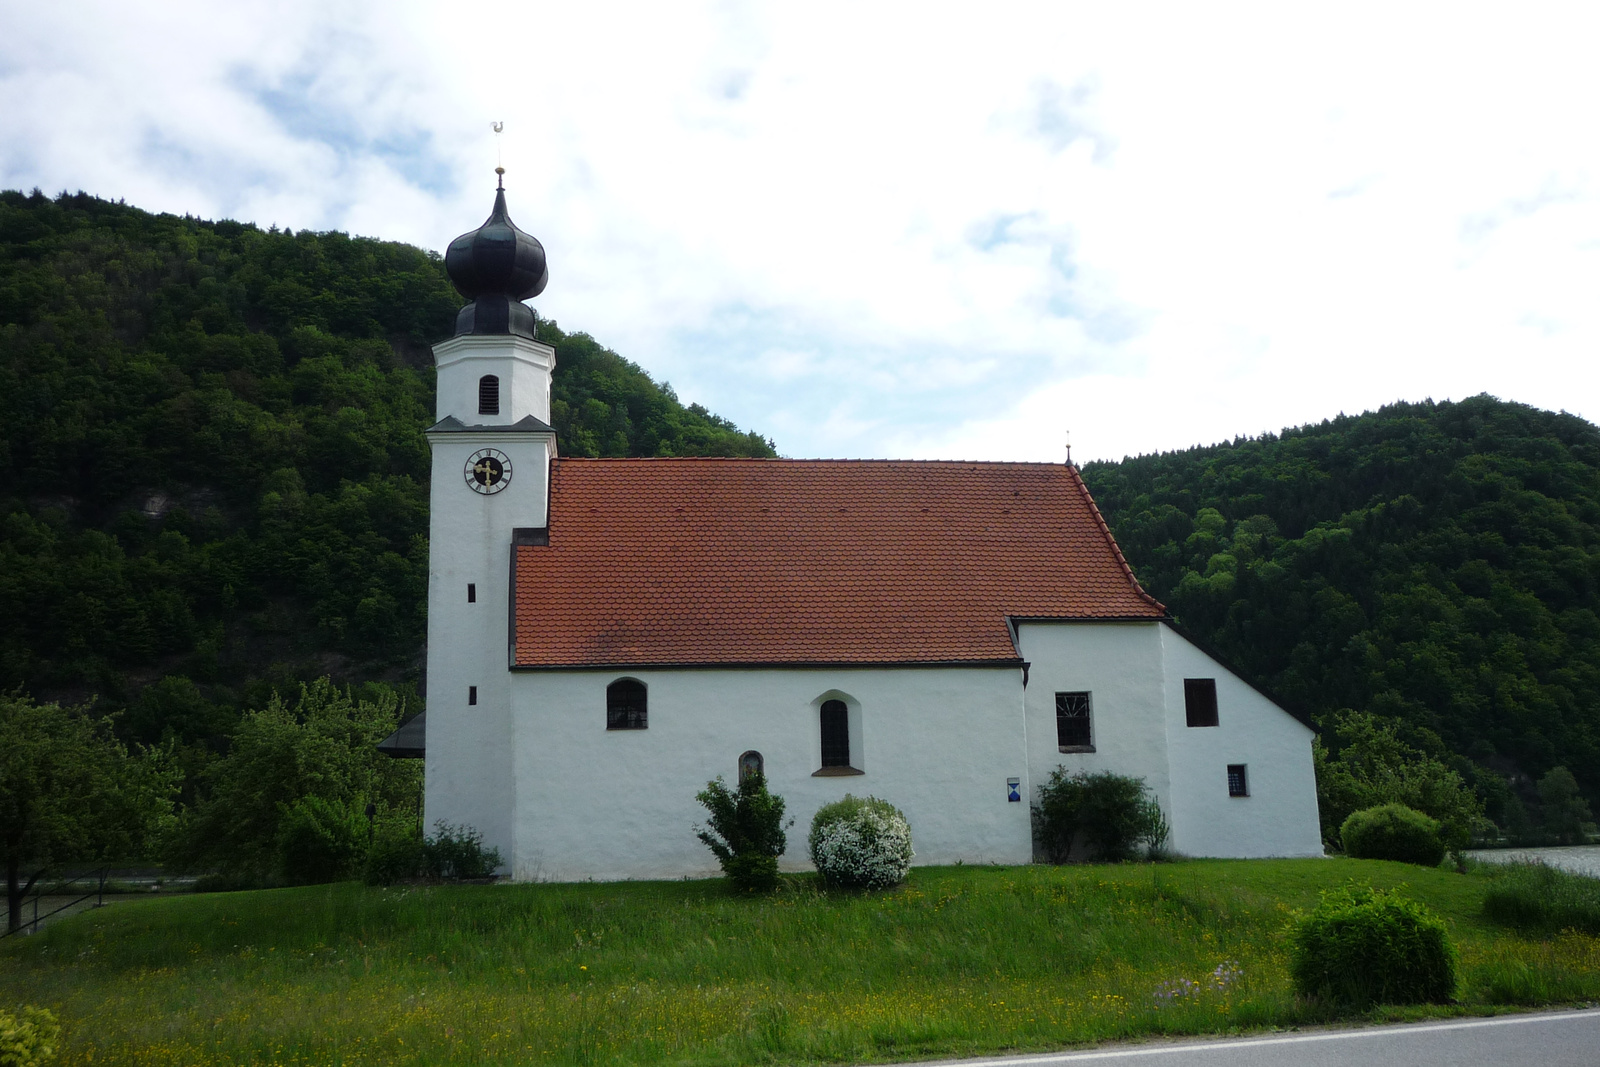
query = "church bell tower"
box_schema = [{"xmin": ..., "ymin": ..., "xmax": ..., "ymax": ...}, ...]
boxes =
[{"xmin": 422, "ymin": 170, "xmax": 556, "ymax": 860}]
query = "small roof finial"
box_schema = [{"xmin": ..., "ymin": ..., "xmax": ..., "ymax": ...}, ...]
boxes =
[
  {"xmin": 1065, "ymin": 429, "xmax": 1073, "ymax": 466},
  {"xmin": 492, "ymin": 121, "xmax": 505, "ymax": 187}
]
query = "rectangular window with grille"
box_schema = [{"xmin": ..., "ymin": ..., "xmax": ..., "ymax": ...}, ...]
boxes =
[
  {"xmin": 1227, "ymin": 764, "xmax": 1249, "ymax": 797},
  {"xmin": 1055, "ymin": 691, "xmax": 1094, "ymax": 751},
  {"xmin": 1185, "ymin": 678, "xmax": 1219, "ymax": 727}
]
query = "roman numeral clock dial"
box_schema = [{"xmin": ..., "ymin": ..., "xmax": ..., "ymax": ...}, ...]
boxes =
[{"xmin": 465, "ymin": 448, "xmax": 512, "ymax": 494}]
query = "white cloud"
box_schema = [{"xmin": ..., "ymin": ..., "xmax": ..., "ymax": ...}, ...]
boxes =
[{"xmin": 2, "ymin": 0, "xmax": 1597, "ymax": 461}]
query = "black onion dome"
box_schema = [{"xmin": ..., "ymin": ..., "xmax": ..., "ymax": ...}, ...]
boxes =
[{"xmin": 444, "ymin": 177, "xmax": 549, "ymax": 339}]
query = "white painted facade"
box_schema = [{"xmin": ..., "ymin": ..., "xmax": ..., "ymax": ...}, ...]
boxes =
[
  {"xmin": 507, "ymin": 667, "xmax": 1034, "ymax": 882},
  {"xmin": 423, "ymin": 332, "xmax": 556, "ymax": 860},
  {"xmin": 1017, "ymin": 621, "xmax": 1323, "ymax": 860},
  {"xmin": 421, "ymin": 326, "xmax": 1325, "ymax": 880}
]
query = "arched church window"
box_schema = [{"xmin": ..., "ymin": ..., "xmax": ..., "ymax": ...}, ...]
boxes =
[
  {"xmin": 478, "ymin": 374, "xmax": 500, "ymax": 415},
  {"xmin": 606, "ymin": 678, "xmax": 647, "ymax": 730},
  {"xmin": 820, "ymin": 699, "xmax": 850, "ymax": 767}
]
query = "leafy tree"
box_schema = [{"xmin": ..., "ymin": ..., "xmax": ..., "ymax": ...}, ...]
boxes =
[
  {"xmin": 1537, "ymin": 766, "xmax": 1596, "ymax": 844},
  {"xmin": 0, "ymin": 692, "xmax": 179, "ymax": 932},
  {"xmin": 695, "ymin": 773, "xmax": 790, "ymax": 892},
  {"xmin": 0, "ymin": 188, "xmax": 775, "ymax": 758},
  {"xmin": 167, "ymin": 678, "xmax": 420, "ymax": 882},
  {"xmin": 1085, "ymin": 395, "xmax": 1600, "ymax": 821},
  {"xmin": 1313, "ymin": 710, "xmax": 1484, "ymax": 850}
]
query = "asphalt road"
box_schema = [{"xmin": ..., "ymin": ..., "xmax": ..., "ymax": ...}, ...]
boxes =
[{"xmin": 904, "ymin": 1009, "xmax": 1600, "ymax": 1067}]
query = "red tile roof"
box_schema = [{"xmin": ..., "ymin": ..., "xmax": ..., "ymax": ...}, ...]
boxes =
[{"xmin": 511, "ymin": 458, "xmax": 1166, "ymax": 668}]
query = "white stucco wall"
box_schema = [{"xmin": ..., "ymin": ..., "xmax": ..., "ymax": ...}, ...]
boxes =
[
  {"xmin": 433, "ymin": 334, "xmax": 555, "ymax": 425},
  {"xmin": 1017, "ymin": 620, "xmax": 1322, "ymax": 860},
  {"xmin": 1017, "ymin": 621, "xmax": 1172, "ymax": 848},
  {"xmin": 423, "ymin": 329, "xmax": 556, "ymax": 865},
  {"xmin": 1158, "ymin": 626, "xmax": 1323, "ymax": 858},
  {"xmin": 505, "ymin": 666, "xmax": 1034, "ymax": 882}
]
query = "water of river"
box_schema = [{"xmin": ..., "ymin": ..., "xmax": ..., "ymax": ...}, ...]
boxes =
[{"xmin": 1466, "ymin": 845, "xmax": 1600, "ymax": 878}]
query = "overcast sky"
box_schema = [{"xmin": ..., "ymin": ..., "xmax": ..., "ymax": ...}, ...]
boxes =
[{"xmin": 3, "ymin": 2, "xmax": 1596, "ymax": 462}]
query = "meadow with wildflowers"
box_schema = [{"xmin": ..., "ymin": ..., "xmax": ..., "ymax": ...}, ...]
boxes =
[{"xmin": 2, "ymin": 859, "xmax": 1597, "ymax": 1066}]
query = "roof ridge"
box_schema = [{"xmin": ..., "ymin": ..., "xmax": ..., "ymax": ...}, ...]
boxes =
[
  {"xmin": 552, "ymin": 456, "xmax": 1071, "ymax": 467},
  {"xmin": 1066, "ymin": 463, "xmax": 1169, "ymax": 615}
]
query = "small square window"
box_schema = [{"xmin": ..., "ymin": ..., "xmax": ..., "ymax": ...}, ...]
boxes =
[
  {"xmin": 468, "ymin": 685, "xmax": 478, "ymax": 706},
  {"xmin": 1055, "ymin": 691, "xmax": 1094, "ymax": 751},
  {"xmin": 467, "ymin": 583, "xmax": 476, "ymax": 603},
  {"xmin": 1227, "ymin": 764, "xmax": 1248, "ymax": 797},
  {"xmin": 1185, "ymin": 679, "xmax": 1219, "ymax": 727}
]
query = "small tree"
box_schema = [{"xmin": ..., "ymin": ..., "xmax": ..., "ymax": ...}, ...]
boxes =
[
  {"xmin": 1537, "ymin": 767, "xmax": 1595, "ymax": 844},
  {"xmin": 695, "ymin": 772, "xmax": 790, "ymax": 892},
  {"xmin": 0, "ymin": 693, "xmax": 179, "ymax": 933},
  {"xmin": 1313, "ymin": 710, "xmax": 1483, "ymax": 853},
  {"xmin": 1033, "ymin": 768, "xmax": 1168, "ymax": 863},
  {"xmin": 167, "ymin": 679, "xmax": 421, "ymax": 883}
]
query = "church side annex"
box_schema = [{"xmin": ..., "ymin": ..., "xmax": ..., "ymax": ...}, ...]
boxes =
[{"xmin": 395, "ymin": 176, "xmax": 1324, "ymax": 880}]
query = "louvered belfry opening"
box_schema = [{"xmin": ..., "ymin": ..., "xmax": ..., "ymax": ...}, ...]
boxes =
[
  {"xmin": 478, "ymin": 374, "xmax": 500, "ymax": 415},
  {"xmin": 820, "ymin": 699, "xmax": 850, "ymax": 767}
]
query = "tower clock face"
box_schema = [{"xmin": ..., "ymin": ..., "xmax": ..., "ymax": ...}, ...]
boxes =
[{"xmin": 465, "ymin": 448, "xmax": 512, "ymax": 494}]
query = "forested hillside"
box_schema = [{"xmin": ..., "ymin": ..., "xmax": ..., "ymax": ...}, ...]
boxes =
[
  {"xmin": 0, "ymin": 189, "xmax": 773, "ymax": 764},
  {"xmin": 1082, "ymin": 397, "xmax": 1600, "ymax": 820},
  {"xmin": 5, "ymin": 190, "xmax": 1596, "ymax": 830}
]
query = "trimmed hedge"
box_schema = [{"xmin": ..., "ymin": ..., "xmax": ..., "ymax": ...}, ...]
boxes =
[
  {"xmin": 1340, "ymin": 803, "xmax": 1445, "ymax": 867},
  {"xmin": 1290, "ymin": 885, "xmax": 1457, "ymax": 1006}
]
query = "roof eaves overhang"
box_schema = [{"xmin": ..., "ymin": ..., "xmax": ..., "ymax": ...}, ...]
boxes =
[
  {"xmin": 509, "ymin": 658, "xmax": 1027, "ymax": 673},
  {"xmin": 426, "ymin": 413, "xmax": 557, "ymax": 435}
]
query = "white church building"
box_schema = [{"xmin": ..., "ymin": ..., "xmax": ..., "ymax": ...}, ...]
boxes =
[{"xmin": 384, "ymin": 178, "xmax": 1325, "ymax": 880}]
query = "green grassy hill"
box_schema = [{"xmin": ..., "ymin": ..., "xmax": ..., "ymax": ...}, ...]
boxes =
[{"xmin": 2, "ymin": 860, "xmax": 1595, "ymax": 1065}]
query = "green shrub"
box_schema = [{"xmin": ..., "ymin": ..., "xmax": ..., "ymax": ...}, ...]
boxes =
[
  {"xmin": 808, "ymin": 795, "xmax": 915, "ymax": 890},
  {"xmin": 276, "ymin": 796, "xmax": 366, "ymax": 885},
  {"xmin": 1289, "ymin": 885, "xmax": 1457, "ymax": 1006},
  {"xmin": 1032, "ymin": 768, "xmax": 1168, "ymax": 863},
  {"xmin": 364, "ymin": 819, "xmax": 426, "ymax": 885},
  {"xmin": 423, "ymin": 822, "xmax": 503, "ymax": 880},
  {"xmin": 695, "ymin": 773, "xmax": 790, "ymax": 893},
  {"xmin": 1340, "ymin": 803, "xmax": 1446, "ymax": 867},
  {"xmin": 1482, "ymin": 862, "xmax": 1600, "ymax": 936},
  {"xmin": 0, "ymin": 1006, "xmax": 60, "ymax": 1067}
]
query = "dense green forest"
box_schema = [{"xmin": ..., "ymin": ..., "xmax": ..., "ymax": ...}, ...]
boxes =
[
  {"xmin": 3, "ymin": 189, "xmax": 1596, "ymax": 836},
  {"xmin": 0, "ymin": 189, "xmax": 773, "ymax": 780},
  {"xmin": 1082, "ymin": 397, "xmax": 1600, "ymax": 823}
]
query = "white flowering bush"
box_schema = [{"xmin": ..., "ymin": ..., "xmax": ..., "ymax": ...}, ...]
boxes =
[{"xmin": 808, "ymin": 795, "xmax": 914, "ymax": 890}]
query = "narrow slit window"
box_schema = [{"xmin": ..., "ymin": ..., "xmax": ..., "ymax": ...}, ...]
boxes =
[
  {"xmin": 1227, "ymin": 764, "xmax": 1249, "ymax": 797},
  {"xmin": 467, "ymin": 583, "xmax": 476, "ymax": 603},
  {"xmin": 468, "ymin": 685, "xmax": 478, "ymax": 706},
  {"xmin": 1185, "ymin": 678, "xmax": 1219, "ymax": 727},
  {"xmin": 820, "ymin": 699, "xmax": 850, "ymax": 767},
  {"xmin": 478, "ymin": 374, "xmax": 500, "ymax": 415},
  {"xmin": 606, "ymin": 678, "xmax": 647, "ymax": 730},
  {"xmin": 1055, "ymin": 691, "xmax": 1093, "ymax": 750}
]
